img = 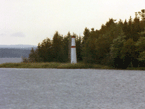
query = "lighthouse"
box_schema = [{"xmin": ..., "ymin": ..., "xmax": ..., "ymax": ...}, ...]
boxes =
[{"xmin": 71, "ymin": 36, "xmax": 77, "ymax": 63}]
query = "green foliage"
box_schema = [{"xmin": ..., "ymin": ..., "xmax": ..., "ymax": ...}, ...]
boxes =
[
  {"xmin": 28, "ymin": 48, "xmax": 35, "ymax": 62},
  {"xmin": 110, "ymin": 36, "xmax": 125, "ymax": 59},
  {"xmin": 52, "ymin": 31, "xmax": 64, "ymax": 62},
  {"xmin": 136, "ymin": 37, "xmax": 145, "ymax": 52},
  {"xmin": 135, "ymin": 37, "xmax": 145, "ymax": 66},
  {"xmin": 123, "ymin": 17, "xmax": 141, "ymax": 41},
  {"xmin": 28, "ymin": 48, "xmax": 40, "ymax": 62},
  {"xmin": 95, "ymin": 36, "xmax": 111, "ymax": 64},
  {"xmin": 27, "ymin": 31, "xmax": 83, "ymax": 63},
  {"xmin": 138, "ymin": 51, "xmax": 145, "ymax": 62},
  {"xmin": 82, "ymin": 27, "xmax": 90, "ymax": 46},
  {"xmin": 22, "ymin": 57, "xmax": 29, "ymax": 63},
  {"xmin": 76, "ymin": 36, "xmax": 83, "ymax": 61},
  {"xmin": 110, "ymin": 34, "xmax": 126, "ymax": 68},
  {"xmin": 0, "ymin": 62, "xmax": 112, "ymax": 69},
  {"xmin": 82, "ymin": 28, "xmax": 98, "ymax": 63},
  {"xmin": 37, "ymin": 37, "xmax": 52, "ymax": 62},
  {"xmin": 121, "ymin": 38, "xmax": 136, "ymax": 59},
  {"xmin": 121, "ymin": 38, "xmax": 138, "ymax": 67},
  {"xmin": 62, "ymin": 32, "xmax": 71, "ymax": 62},
  {"xmin": 97, "ymin": 20, "xmax": 124, "ymax": 65},
  {"xmin": 25, "ymin": 10, "xmax": 145, "ymax": 69}
]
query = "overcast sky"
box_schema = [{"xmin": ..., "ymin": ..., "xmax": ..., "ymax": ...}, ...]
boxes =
[{"xmin": 0, "ymin": 0, "xmax": 144, "ymax": 45}]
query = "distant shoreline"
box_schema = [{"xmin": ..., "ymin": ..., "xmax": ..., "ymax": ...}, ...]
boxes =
[
  {"xmin": 0, "ymin": 62, "xmax": 145, "ymax": 70},
  {"xmin": 0, "ymin": 44, "xmax": 37, "ymax": 48}
]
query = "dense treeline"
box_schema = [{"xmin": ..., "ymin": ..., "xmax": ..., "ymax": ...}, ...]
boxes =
[{"xmin": 25, "ymin": 10, "xmax": 145, "ymax": 69}]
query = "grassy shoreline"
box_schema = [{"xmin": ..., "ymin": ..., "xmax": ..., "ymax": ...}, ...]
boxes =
[
  {"xmin": 0, "ymin": 62, "xmax": 112, "ymax": 69},
  {"xmin": 0, "ymin": 62, "xmax": 145, "ymax": 70}
]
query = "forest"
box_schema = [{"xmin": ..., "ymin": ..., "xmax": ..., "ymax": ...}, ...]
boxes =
[{"xmin": 24, "ymin": 10, "xmax": 145, "ymax": 69}]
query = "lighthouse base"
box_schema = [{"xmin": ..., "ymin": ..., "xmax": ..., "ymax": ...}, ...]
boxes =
[{"xmin": 71, "ymin": 48, "xmax": 77, "ymax": 64}]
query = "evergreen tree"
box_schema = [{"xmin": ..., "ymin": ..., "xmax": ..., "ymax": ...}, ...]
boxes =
[
  {"xmin": 135, "ymin": 36, "xmax": 145, "ymax": 66},
  {"xmin": 110, "ymin": 31, "xmax": 126, "ymax": 68},
  {"xmin": 82, "ymin": 27, "xmax": 90, "ymax": 47},
  {"xmin": 28, "ymin": 48, "xmax": 35, "ymax": 62},
  {"xmin": 123, "ymin": 20, "xmax": 128, "ymax": 40},
  {"xmin": 26, "ymin": 10, "xmax": 145, "ymax": 68},
  {"xmin": 121, "ymin": 38, "xmax": 137, "ymax": 67},
  {"xmin": 76, "ymin": 35, "xmax": 82, "ymax": 61},
  {"xmin": 52, "ymin": 31, "xmax": 64, "ymax": 62},
  {"xmin": 28, "ymin": 48, "xmax": 40, "ymax": 62},
  {"xmin": 63, "ymin": 32, "xmax": 71, "ymax": 62},
  {"xmin": 132, "ymin": 17, "xmax": 141, "ymax": 41},
  {"xmin": 37, "ymin": 38, "xmax": 53, "ymax": 62},
  {"xmin": 82, "ymin": 29, "xmax": 98, "ymax": 63}
]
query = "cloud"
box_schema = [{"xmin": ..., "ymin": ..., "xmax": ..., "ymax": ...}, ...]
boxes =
[
  {"xmin": 11, "ymin": 32, "xmax": 25, "ymax": 37},
  {"xmin": 0, "ymin": 33, "xmax": 6, "ymax": 36}
]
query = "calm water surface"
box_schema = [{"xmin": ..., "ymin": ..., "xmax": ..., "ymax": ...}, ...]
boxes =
[
  {"xmin": 0, "ymin": 68, "xmax": 145, "ymax": 109},
  {"xmin": 0, "ymin": 58, "xmax": 22, "ymax": 64}
]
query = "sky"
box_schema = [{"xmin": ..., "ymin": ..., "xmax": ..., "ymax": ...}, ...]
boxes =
[{"xmin": 0, "ymin": 0, "xmax": 144, "ymax": 45}]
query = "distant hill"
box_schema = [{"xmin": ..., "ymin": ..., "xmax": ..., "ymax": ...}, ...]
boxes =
[
  {"xmin": 0, "ymin": 44, "xmax": 37, "ymax": 49},
  {"xmin": 0, "ymin": 45, "xmax": 37, "ymax": 58},
  {"xmin": 0, "ymin": 48, "xmax": 31, "ymax": 58}
]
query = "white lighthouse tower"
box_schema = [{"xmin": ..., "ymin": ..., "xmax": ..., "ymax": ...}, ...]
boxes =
[{"xmin": 71, "ymin": 36, "xmax": 77, "ymax": 63}]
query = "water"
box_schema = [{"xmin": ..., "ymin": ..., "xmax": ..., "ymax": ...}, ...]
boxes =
[
  {"xmin": 0, "ymin": 58, "xmax": 22, "ymax": 64},
  {"xmin": 0, "ymin": 68, "xmax": 145, "ymax": 109}
]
